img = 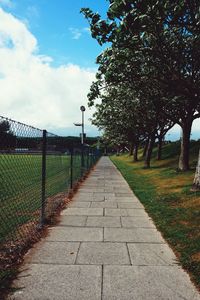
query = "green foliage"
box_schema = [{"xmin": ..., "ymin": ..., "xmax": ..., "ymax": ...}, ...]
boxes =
[
  {"xmin": 0, "ymin": 121, "xmax": 16, "ymax": 149},
  {"xmin": 81, "ymin": 0, "xmax": 200, "ymax": 170}
]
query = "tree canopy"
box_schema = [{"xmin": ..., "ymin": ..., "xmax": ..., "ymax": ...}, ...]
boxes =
[
  {"xmin": 81, "ymin": 0, "xmax": 200, "ymax": 170},
  {"xmin": 0, "ymin": 121, "xmax": 16, "ymax": 149}
]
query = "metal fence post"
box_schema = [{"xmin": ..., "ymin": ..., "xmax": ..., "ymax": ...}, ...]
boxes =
[
  {"xmin": 40, "ymin": 129, "xmax": 47, "ymax": 226},
  {"xmin": 70, "ymin": 146, "xmax": 73, "ymax": 189}
]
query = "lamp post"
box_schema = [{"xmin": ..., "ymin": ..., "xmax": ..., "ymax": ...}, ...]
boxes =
[
  {"xmin": 74, "ymin": 106, "xmax": 86, "ymax": 144},
  {"xmin": 80, "ymin": 105, "xmax": 85, "ymax": 145},
  {"xmin": 74, "ymin": 106, "xmax": 86, "ymax": 175}
]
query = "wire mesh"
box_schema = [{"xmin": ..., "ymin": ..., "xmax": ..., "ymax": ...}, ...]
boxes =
[{"xmin": 0, "ymin": 115, "xmax": 100, "ymax": 291}]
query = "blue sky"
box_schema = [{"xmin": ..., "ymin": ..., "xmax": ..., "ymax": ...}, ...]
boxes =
[
  {"xmin": 0, "ymin": 0, "xmax": 199, "ymax": 140},
  {"xmin": 0, "ymin": 0, "xmax": 110, "ymax": 137},
  {"xmin": 3, "ymin": 0, "xmax": 108, "ymax": 68}
]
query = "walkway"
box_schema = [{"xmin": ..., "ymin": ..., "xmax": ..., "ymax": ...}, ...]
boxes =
[{"xmin": 10, "ymin": 157, "xmax": 200, "ymax": 300}]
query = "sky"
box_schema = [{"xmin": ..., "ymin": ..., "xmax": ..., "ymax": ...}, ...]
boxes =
[
  {"xmin": 0, "ymin": 0, "xmax": 199, "ymax": 140},
  {"xmin": 0, "ymin": 0, "xmax": 109, "ymax": 137}
]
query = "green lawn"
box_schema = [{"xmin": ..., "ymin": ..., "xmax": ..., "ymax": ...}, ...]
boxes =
[
  {"xmin": 111, "ymin": 141, "xmax": 200, "ymax": 289},
  {"xmin": 0, "ymin": 152, "xmax": 96, "ymax": 294},
  {"xmin": 0, "ymin": 153, "xmax": 82, "ymax": 243}
]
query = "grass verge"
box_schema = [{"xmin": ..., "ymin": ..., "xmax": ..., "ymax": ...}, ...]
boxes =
[{"xmin": 111, "ymin": 141, "xmax": 200, "ymax": 290}]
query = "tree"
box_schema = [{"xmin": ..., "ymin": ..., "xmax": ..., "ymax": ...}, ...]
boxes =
[
  {"xmin": 82, "ymin": 1, "xmax": 200, "ymax": 170},
  {"xmin": 192, "ymin": 150, "xmax": 200, "ymax": 191},
  {"xmin": 0, "ymin": 120, "xmax": 16, "ymax": 149},
  {"xmin": 156, "ymin": 120, "xmax": 174, "ymax": 160},
  {"xmin": 88, "ymin": 45, "xmax": 173, "ymax": 167},
  {"xmin": 91, "ymin": 85, "xmax": 140, "ymax": 157}
]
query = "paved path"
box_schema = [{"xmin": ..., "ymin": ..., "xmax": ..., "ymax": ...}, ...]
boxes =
[{"xmin": 10, "ymin": 157, "xmax": 200, "ymax": 300}]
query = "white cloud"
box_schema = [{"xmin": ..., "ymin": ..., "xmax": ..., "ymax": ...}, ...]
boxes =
[
  {"xmin": 69, "ymin": 27, "xmax": 90, "ymax": 40},
  {"xmin": 0, "ymin": 8, "xmax": 96, "ymax": 133},
  {"xmin": 69, "ymin": 27, "xmax": 82, "ymax": 40}
]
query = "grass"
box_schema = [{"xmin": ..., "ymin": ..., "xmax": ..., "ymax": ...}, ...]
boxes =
[
  {"xmin": 111, "ymin": 140, "xmax": 200, "ymax": 289},
  {"xmin": 0, "ymin": 153, "xmax": 84, "ymax": 243},
  {"xmin": 0, "ymin": 152, "xmax": 96, "ymax": 295}
]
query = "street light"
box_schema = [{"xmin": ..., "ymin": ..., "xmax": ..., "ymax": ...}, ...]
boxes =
[
  {"xmin": 80, "ymin": 105, "xmax": 85, "ymax": 145},
  {"xmin": 74, "ymin": 106, "xmax": 86, "ymax": 175},
  {"xmin": 73, "ymin": 105, "xmax": 86, "ymax": 145}
]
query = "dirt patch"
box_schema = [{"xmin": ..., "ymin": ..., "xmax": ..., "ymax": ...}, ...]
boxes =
[
  {"xmin": 179, "ymin": 197, "xmax": 200, "ymax": 209},
  {"xmin": 192, "ymin": 252, "xmax": 200, "ymax": 262},
  {"xmin": 179, "ymin": 220, "xmax": 191, "ymax": 226},
  {"xmin": 0, "ymin": 222, "xmax": 46, "ymax": 299}
]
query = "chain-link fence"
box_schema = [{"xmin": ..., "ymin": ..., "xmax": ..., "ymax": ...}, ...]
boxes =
[{"xmin": 0, "ymin": 116, "xmax": 100, "ymax": 292}]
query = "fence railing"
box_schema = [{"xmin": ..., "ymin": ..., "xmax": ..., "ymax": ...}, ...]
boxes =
[{"xmin": 0, "ymin": 115, "xmax": 100, "ymax": 291}]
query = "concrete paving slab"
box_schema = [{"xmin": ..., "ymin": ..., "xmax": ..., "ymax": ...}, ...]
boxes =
[
  {"xmin": 127, "ymin": 243, "xmax": 178, "ymax": 266},
  {"xmin": 104, "ymin": 196, "xmax": 116, "ymax": 201},
  {"xmin": 105, "ymin": 183, "xmax": 128, "ymax": 187},
  {"xmin": 91, "ymin": 201, "xmax": 117, "ymax": 208},
  {"xmin": 114, "ymin": 188, "xmax": 132, "ymax": 193},
  {"xmin": 59, "ymin": 216, "xmax": 87, "ymax": 227},
  {"xmin": 105, "ymin": 208, "xmax": 128, "ymax": 216},
  {"xmin": 72, "ymin": 196, "xmax": 94, "ymax": 202},
  {"xmin": 86, "ymin": 216, "xmax": 121, "ymax": 228},
  {"xmin": 78, "ymin": 188, "xmax": 105, "ymax": 193},
  {"xmin": 94, "ymin": 192, "xmax": 115, "ymax": 197},
  {"xmin": 25, "ymin": 241, "xmax": 80, "ymax": 265},
  {"xmin": 84, "ymin": 183, "xmax": 105, "ymax": 187},
  {"xmin": 126, "ymin": 208, "xmax": 149, "ymax": 217},
  {"xmin": 76, "ymin": 242, "xmax": 130, "ymax": 265},
  {"xmin": 121, "ymin": 216, "xmax": 155, "ymax": 228},
  {"xmin": 103, "ymin": 265, "xmax": 200, "ymax": 300},
  {"xmin": 46, "ymin": 227, "xmax": 103, "ymax": 242},
  {"xmin": 73, "ymin": 194, "xmax": 105, "ymax": 202},
  {"xmin": 11, "ymin": 264, "xmax": 102, "ymax": 300},
  {"xmin": 118, "ymin": 202, "xmax": 143, "ymax": 209},
  {"xmin": 74, "ymin": 192, "xmax": 94, "ymax": 199},
  {"xmin": 92, "ymin": 196, "xmax": 105, "ymax": 201},
  {"xmin": 115, "ymin": 193, "xmax": 133, "ymax": 197},
  {"xmin": 104, "ymin": 188, "xmax": 115, "ymax": 193},
  {"xmin": 104, "ymin": 228, "xmax": 165, "ymax": 243},
  {"xmin": 62, "ymin": 208, "xmax": 103, "ymax": 216},
  {"xmin": 68, "ymin": 201, "xmax": 91, "ymax": 208},
  {"xmin": 115, "ymin": 197, "xmax": 139, "ymax": 202}
]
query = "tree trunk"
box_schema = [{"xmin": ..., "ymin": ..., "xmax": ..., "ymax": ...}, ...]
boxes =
[
  {"xmin": 142, "ymin": 139, "xmax": 149, "ymax": 158},
  {"xmin": 133, "ymin": 143, "xmax": 138, "ymax": 162},
  {"xmin": 178, "ymin": 120, "xmax": 192, "ymax": 171},
  {"xmin": 157, "ymin": 136, "xmax": 163, "ymax": 160},
  {"xmin": 191, "ymin": 150, "xmax": 200, "ymax": 191},
  {"xmin": 129, "ymin": 142, "xmax": 134, "ymax": 156},
  {"xmin": 144, "ymin": 133, "xmax": 156, "ymax": 168},
  {"xmin": 116, "ymin": 147, "xmax": 119, "ymax": 156}
]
